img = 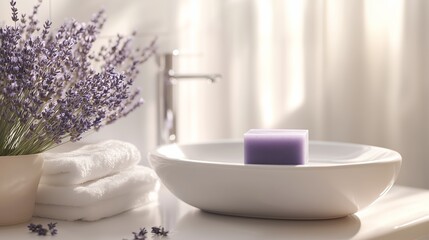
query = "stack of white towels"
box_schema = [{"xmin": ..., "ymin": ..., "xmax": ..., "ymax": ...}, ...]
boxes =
[{"xmin": 34, "ymin": 140, "xmax": 159, "ymax": 221}]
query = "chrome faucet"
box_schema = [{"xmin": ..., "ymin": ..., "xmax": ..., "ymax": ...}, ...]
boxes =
[{"xmin": 157, "ymin": 50, "xmax": 221, "ymax": 145}]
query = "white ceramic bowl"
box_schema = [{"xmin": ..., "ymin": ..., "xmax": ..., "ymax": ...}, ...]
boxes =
[{"xmin": 148, "ymin": 140, "xmax": 401, "ymax": 219}]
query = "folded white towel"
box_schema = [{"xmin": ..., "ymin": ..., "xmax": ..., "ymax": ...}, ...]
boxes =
[
  {"xmin": 36, "ymin": 166, "xmax": 158, "ymax": 206},
  {"xmin": 34, "ymin": 188, "xmax": 158, "ymax": 221},
  {"xmin": 40, "ymin": 140, "xmax": 141, "ymax": 186}
]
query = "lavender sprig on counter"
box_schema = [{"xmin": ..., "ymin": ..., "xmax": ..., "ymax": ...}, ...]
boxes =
[
  {"xmin": 47, "ymin": 222, "xmax": 58, "ymax": 236},
  {"xmin": 124, "ymin": 226, "xmax": 169, "ymax": 240},
  {"xmin": 27, "ymin": 222, "xmax": 58, "ymax": 236},
  {"xmin": 0, "ymin": 0, "xmax": 156, "ymax": 155},
  {"xmin": 151, "ymin": 226, "xmax": 169, "ymax": 237},
  {"xmin": 132, "ymin": 228, "xmax": 148, "ymax": 240}
]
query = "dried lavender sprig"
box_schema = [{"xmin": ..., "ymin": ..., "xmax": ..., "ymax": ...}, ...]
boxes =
[
  {"xmin": 151, "ymin": 226, "xmax": 169, "ymax": 237},
  {"xmin": 0, "ymin": 0, "xmax": 156, "ymax": 155},
  {"xmin": 132, "ymin": 228, "xmax": 148, "ymax": 240},
  {"xmin": 27, "ymin": 222, "xmax": 58, "ymax": 236},
  {"xmin": 124, "ymin": 226, "xmax": 169, "ymax": 240},
  {"xmin": 47, "ymin": 222, "xmax": 58, "ymax": 236}
]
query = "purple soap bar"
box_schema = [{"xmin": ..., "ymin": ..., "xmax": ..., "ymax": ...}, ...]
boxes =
[{"xmin": 244, "ymin": 129, "xmax": 308, "ymax": 165}]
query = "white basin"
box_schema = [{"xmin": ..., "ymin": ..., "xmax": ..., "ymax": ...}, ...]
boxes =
[{"xmin": 148, "ymin": 140, "xmax": 401, "ymax": 219}]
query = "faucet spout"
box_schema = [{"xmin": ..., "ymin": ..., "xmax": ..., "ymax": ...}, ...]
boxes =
[
  {"xmin": 157, "ymin": 51, "xmax": 221, "ymax": 145},
  {"xmin": 168, "ymin": 71, "xmax": 221, "ymax": 83}
]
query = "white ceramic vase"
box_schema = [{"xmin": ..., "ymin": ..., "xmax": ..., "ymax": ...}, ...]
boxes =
[{"xmin": 0, "ymin": 154, "xmax": 43, "ymax": 225}]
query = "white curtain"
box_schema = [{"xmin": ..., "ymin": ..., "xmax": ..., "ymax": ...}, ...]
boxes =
[{"xmin": 174, "ymin": 0, "xmax": 429, "ymax": 188}]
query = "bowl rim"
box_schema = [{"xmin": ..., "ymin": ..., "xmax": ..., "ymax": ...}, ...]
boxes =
[{"xmin": 148, "ymin": 140, "xmax": 402, "ymax": 170}]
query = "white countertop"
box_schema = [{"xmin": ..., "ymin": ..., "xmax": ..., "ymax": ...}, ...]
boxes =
[{"xmin": 1, "ymin": 185, "xmax": 429, "ymax": 240}]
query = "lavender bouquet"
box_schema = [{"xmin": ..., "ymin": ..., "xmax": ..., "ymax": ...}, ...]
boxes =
[{"xmin": 0, "ymin": 0, "xmax": 156, "ymax": 156}]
